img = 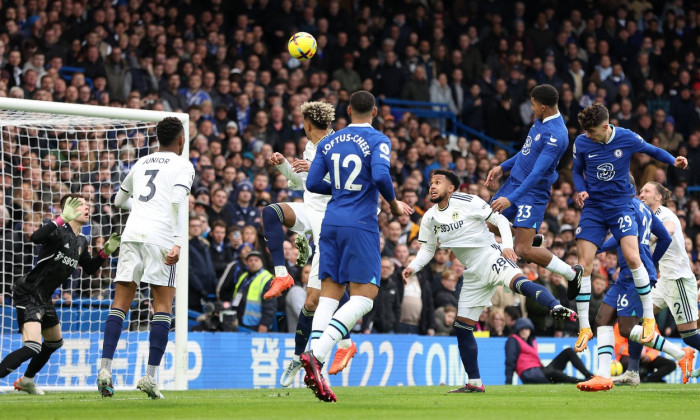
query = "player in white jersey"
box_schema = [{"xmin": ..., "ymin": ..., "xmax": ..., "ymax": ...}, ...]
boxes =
[
  {"xmin": 403, "ymin": 170, "xmax": 577, "ymax": 393},
  {"xmin": 260, "ymin": 101, "xmax": 356, "ymax": 387},
  {"xmin": 640, "ymin": 182, "xmax": 700, "ymax": 357},
  {"xmin": 97, "ymin": 117, "xmax": 194, "ymax": 399}
]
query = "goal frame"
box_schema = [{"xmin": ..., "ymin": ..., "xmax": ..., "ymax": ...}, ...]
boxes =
[{"xmin": 0, "ymin": 97, "xmax": 190, "ymax": 390}]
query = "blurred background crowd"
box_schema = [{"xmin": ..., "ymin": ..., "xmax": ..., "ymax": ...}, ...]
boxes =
[{"xmin": 0, "ymin": 0, "xmax": 699, "ymax": 338}]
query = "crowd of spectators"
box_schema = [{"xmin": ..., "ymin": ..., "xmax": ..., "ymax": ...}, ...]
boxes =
[{"xmin": 0, "ymin": 0, "xmax": 699, "ymax": 337}]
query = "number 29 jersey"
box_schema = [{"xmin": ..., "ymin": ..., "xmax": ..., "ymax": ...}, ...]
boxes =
[{"xmin": 119, "ymin": 151, "xmax": 195, "ymax": 248}]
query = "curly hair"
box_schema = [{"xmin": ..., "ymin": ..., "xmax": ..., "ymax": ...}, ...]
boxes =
[
  {"xmin": 299, "ymin": 101, "xmax": 336, "ymax": 129},
  {"xmin": 156, "ymin": 116, "xmax": 184, "ymax": 146},
  {"xmin": 577, "ymin": 103, "xmax": 609, "ymax": 130}
]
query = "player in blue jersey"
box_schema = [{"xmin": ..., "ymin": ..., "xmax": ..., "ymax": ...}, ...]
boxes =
[
  {"xmin": 301, "ymin": 90, "xmax": 412, "ymax": 402},
  {"xmin": 572, "ymin": 103, "xmax": 688, "ymax": 352},
  {"xmin": 576, "ymin": 180, "xmax": 695, "ymax": 391},
  {"xmin": 486, "ymin": 84, "xmax": 583, "ymax": 290}
]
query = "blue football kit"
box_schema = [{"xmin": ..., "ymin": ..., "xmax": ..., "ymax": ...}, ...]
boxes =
[
  {"xmin": 492, "ymin": 112, "xmax": 568, "ymax": 231},
  {"xmin": 600, "ymin": 198, "xmax": 671, "ymax": 317},
  {"xmin": 306, "ymin": 123, "xmax": 396, "ymax": 286},
  {"xmin": 573, "ymin": 125, "xmax": 676, "ymax": 247}
]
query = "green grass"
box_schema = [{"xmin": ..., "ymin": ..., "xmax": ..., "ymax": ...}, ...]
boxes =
[{"xmin": 2, "ymin": 384, "xmax": 700, "ymax": 420}]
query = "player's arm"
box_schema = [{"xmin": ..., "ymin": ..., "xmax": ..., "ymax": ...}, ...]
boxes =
[
  {"xmin": 371, "ymin": 138, "xmax": 412, "ymax": 216},
  {"xmin": 649, "ymin": 214, "xmax": 671, "ymax": 265},
  {"xmin": 79, "ymin": 233, "xmax": 121, "ymax": 275},
  {"xmin": 269, "ymin": 152, "xmax": 305, "ymax": 191},
  {"xmin": 306, "ymin": 151, "xmax": 332, "ymax": 195},
  {"xmin": 506, "ymin": 140, "xmax": 559, "ymax": 204},
  {"xmin": 168, "ymin": 165, "xmax": 196, "ymax": 265},
  {"xmin": 598, "ymin": 237, "xmax": 619, "ymax": 253},
  {"xmin": 485, "ymin": 152, "xmax": 519, "ymax": 187},
  {"xmin": 635, "ymin": 140, "xmax": 687, "ymax": 168},
  {"xmin": 572, "ymin": 139, "xmax": 588, "ymax": 206},
  {"xmin": 404, "ymin": 215, "xmax": 437, "ymax": 280},
  {"xmin": 499, "ymin": 152, "xmax": 520, "ymax": 173},
  {"xmin": 30, "ymin": 197, "xmax": 82, "ymax": 244},
  {"xmin": 114, "ymin": 169, "xmax": 135, "ymax": 210}
]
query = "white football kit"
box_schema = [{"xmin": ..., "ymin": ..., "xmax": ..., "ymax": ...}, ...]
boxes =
[
  {"xmin": 408, "ymin": 193, "xmax": 519, "ymax": 320},
  {"xmin": 651, "ymin": 205, "xmax": 698, "ymax": 324},
  {"xmin": 114, "ymin": 151, "xmax": 194, "ymax": 287},
  {"xmin": 276, "ymin": 134, "xmax": 332, "ymax": 290}
]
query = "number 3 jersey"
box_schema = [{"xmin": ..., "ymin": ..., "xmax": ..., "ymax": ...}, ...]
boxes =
[
  {"xmin": 418, "ymin": 193, "xmax": 500, "ymax": 249},
  {"xmin": 119, "ymin": 151, "xmax": 195, "ymax": 249}
]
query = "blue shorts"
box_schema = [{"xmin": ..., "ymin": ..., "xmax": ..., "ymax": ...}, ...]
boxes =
[
  {"xmin": 575, "ymin": 201, "xmax": 638, "ymax": 248},
  {"xmin": 602, "ymin": 277, "xmax": 642, "ymax": 318},
  {"xmin": 319, "ymin": 225, "xmax": 381, "ymax": 286},
  {"xmin": 491, "ymin": 177, "xmax": 549, "ymax": 231}
]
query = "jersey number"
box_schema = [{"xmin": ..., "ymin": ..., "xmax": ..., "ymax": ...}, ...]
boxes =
[
  {"xmin": 491, "ymin": 257, "xmax": 517, "ymax": 274},
  {"xmin": 330, "ymin": 153, "xmax": 362, "ymax": 191},
  {"xmin": 640, "ymin": 215, "xmax": 651, "ymax": 245},
  {"xmin": 516, "ymin": 205, "xmax": 532, "ymax": 220},
  {"xmin": 138, "ymin": 169, "xmax": 159, "ymax": 202},
  {"xmin": 617, "ymin": 294, "xmax": 628, "ymax": 308},
  {"xmin": 617, "ymin": 215, "xmax": 633, "ymax": 232}
]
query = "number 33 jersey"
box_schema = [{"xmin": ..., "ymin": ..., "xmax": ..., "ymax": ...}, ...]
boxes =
[
  {"xmin": 418, "ymin": 193, "xmax": 500, "ymax": 249},
  {"xmin": 119, "ymin": 151, "xmax": 195, "ymax": 248}
]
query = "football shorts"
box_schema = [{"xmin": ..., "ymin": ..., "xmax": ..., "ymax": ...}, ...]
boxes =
[
  {"xmin": 602, "ymin": 277, "xmax": 642, "ymax": 318},
  {"xmin": 575, "ymin": 201, "xmax": 638, "ymax": 247},
  {"xmin": 651, "ymin": 277, "xmax": 699, "ymax": 324},
  {"xmin": 319, "ymin": 225, "xmax": 381, "ymax": 287},
  {"xmin": 114, "ymin": 242, "xmax": 177, "ymax": 287},
  {"xmin": 15, "ymin": 294, "xmax": 60, "ymax": 332},
  {"xmin": 491, "ymin": 177, "xmax": 550, "ymax": 231}
]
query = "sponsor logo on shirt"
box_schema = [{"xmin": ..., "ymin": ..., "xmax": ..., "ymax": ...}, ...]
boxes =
[
  {"xmin": 596, "ymin": 163, "xmax": 615, "ymax": 181},
  {"xmin": 433, "ymin": 220, "xmax": 465, "ymax": 234}
]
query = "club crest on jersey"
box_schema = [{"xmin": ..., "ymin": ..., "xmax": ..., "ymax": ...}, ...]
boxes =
[
  {"xmin": 452, "ymin": 211, "xmax": 460, "ymax": 221},
  {"xmin": 614, "ymin": 149, "xmax": 622, "ymax": 158},
  {"xmin": 522, "ymin": 136, "xmax": 532, "ymax": 155},
  {"xmin": 596, "ymin": 162, "xmax": 615, "ymax": 181}
]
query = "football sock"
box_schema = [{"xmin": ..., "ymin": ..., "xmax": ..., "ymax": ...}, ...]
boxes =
[
  {"xmin": 147, "ymin": 312, "xmax": 171, "ymax": 379},
  {"xmin": 596, "ymin": 326, "xmax": 614, "ymax": 378},
  {"xmin": 294, "ymin": 306, "xmax": 315, "ymax": 357},
  {"xmin": 311, "ymin": 296, "xmax": 373, "ymax": 363},
  {"xmin": 576, "ymin": 275, "xmax": 591, "ymax": 329},
  {"xmin": 101, "ymin": 308, "xmax": 126, "ymax": 367},
  {"xmin": 630, "ymin": 266, "xmax": 653, "ymax": 319},
  {"xmin": 0, "ymin": 340, "xmax": 41, "ymax": 378},
  {"xmin": 24, "ymin": 339, "xmax": 63, "ymax": 378},
  {"xmin": 627, "ymin": 341, "xmax": 643, "ymax": 372},
  {"xmin": 545, "ymin": 255, "xmax": 577, "ymax": 281},
  {"xmin": 630, "ymin": 326, "xmax": 684, "ymax": 360},
  {"xmin": 454, "ymin": 320, "xmax": 481, "ymax": 381},
  {"xmin": 338, "ymin": 291, "xmax": 351, "ymax": 343},
  {"xmin": 310, "ymin": 297, "xmax": 339, "ymax": 349},
  {"xmin": 513, "ymin": 276, "xmax": 558, "ymax": 309},
  {"xmin": 262, "ymin": 204, "xmax": 287, "ymax": 276},
  {"xmin": 681, "ymin": 329, "xmax": 700, "ymax": 351}
]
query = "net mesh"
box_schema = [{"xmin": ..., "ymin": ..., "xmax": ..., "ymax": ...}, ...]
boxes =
[{"xmin": 0, "ymin": 108, "xmax": 169, "ymax": 389}]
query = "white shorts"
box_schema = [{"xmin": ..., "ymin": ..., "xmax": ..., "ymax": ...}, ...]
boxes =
[
  {"xmin": 652, "ymin": 277, "xmax": 699, "ymax": 324},
  {"xmin": 455, "ymin": 245, "xmax": 522, "ymax": 320},
  {"xmin": 114, "ymin": 242, "xmax": 176, "ymax": 287},
  {"xmin": 286, "ymin": 202, "xmax": 325, "ymax": 290}
]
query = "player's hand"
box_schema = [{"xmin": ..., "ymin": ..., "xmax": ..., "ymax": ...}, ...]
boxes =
[
  {"xmin": 402, "ymin": 267, "xmax": 415, "ymax": 284},
  {"xmin": 502, "ymin": 248, "xmax": 518, "ymax": 262},
  {"xmin": 291, "ymin": 158, "xmax": 311, "ymax": 173},
  {"xmin": 574, "ymin": 191, "xmax": 589, "ymax": 207},
  {"xmin": 490, "ymin": 197, "xmax": 511, "ymax": 213},
  {"xmin": 674, "ymin": 156, "xmax": 688, "ymax": 169},
  {"xmin": 390, "ymin": 200, "xmax": 414, "ymax": 217},
  {"xmin": 484, "ymin": 165, "xmax": 503, "ymax": 187},
  {"xmin": 165, "ymin": 245, "xmax": 181, "ymax": 266},
  {"xmin": 103, "ymin": 233, "xmax": 121, "ymax": 255},
  {"xmin": 267, "ymin": 152, "xmax": 285, "ymax": 166},
  {"xmin": 60, "ymin": 197, "xmax": 82, "ymax": 222}
]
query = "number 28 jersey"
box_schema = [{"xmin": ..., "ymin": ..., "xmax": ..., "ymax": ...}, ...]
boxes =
[{"xmin": 119, "ymin": 151, "xmax": 195, "ymax": 248}]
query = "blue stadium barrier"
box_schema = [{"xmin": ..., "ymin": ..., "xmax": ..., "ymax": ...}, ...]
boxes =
[
  {"xmin": 0, "ymin": 332, "xmax": 693, "ymax": 389},
  {"xmin": 688, "ymin": 186, "xmax": 700, "ymax": 194}
]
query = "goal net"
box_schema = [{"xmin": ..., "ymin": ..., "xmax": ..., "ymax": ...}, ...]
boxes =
[{"xmin": 0, "ymin": 98, "xmax": 189, "ymax": 391}]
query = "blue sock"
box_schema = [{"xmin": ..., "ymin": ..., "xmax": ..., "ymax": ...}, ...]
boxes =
[
  {"xmin": 627, "ymin": 340, "xmax": 643, "ymax": 372},
  {"xmin": 454, "ymin": 320, "xmax": 480, "ymax": 379},
  {"xmin": 101, "ymin": 308, "xmax": 126, "ymax": 360},
  {"xmin": 681, "ymin": 329, "xmax": 700, "ymax": 351},
  {"xmin": 262, "ymin": 204, "xmax": 286, "ymax": 268},
  {"xmin": 148, "ymin": 312, "xmax": 171, "ymax": 368},
  {"xmin": 513, "ymin": 277, "xmax": 558, "ymax": 310},
  {"xmin": 295, "ymin": 306, "xmax": 314, "ymax": 356},
  {"xmin": 339, "ymin": 291, "xmax": 351, "ymax": 339}
]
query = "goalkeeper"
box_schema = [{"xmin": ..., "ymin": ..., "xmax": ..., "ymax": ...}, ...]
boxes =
[{"xmin": 0, "ymin": 195, "xmax": 120, "ymax": 394}]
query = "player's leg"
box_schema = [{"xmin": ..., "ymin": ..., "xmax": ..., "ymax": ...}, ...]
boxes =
[
  {"xmin": 574, "ymin": 238, "xmax": 598, "ymax": 350},
  {"xmin": 450, "ymin": 302, "xmax": 486, "ymax": 393},
  {"xmin": 0, "ymin": 318, "xmax": 42, "ymax": 378},
  {"xmin": 578, "ymin": 302, "xmax": 616, "ymax": 391},
  {"xmin": 628, "ymin": 321, "xmax": 695, "ymax": 383},
  {"xmin": 15, "ymin": 310, "xmax": 63, "ymax": 395},
  {"xmin": 513, "ymin": 227, "xmax": 582, "ymax": 280},
  {"xmin": 668, "ymin": 278, "xmax": 700, "ymax": 352},
  {"xmin": 543, "ymin": 348, "xmax": 592, "ymax": 383},
  {"xmin": 614, "ymin": 316, "xmax": 643, "ymax": 387},
  {"xmin": 262, "ymin": 203, "xmax": 297, "ymax": 299},
  {"xmin": 509, "ymin": 273, "xmax": 577, "ymax": 321},
  {"xmin": 618, "ymin": 235, "xmax": 655, "ymax": 333}
]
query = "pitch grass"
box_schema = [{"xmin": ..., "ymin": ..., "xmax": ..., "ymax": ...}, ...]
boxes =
[{"xmin": 2, "ymin": 384, "xmax": 699, "ymax": 420}]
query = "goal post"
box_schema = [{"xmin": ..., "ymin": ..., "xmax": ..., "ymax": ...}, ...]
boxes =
[{"xmin": 0, "ymin": 97, "xmax": 190, "ymax": 391}]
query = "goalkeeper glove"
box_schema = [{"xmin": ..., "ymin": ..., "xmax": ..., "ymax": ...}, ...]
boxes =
[
  {"xmin": 58, "ymin": 197, "xmax": 82, "ymax": 224},
  {"xmin": 102, "ymin": 233, "xmax": 121, "ymax": 256}
]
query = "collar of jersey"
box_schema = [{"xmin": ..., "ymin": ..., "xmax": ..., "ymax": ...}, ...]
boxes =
[
  {"xmin": 541, "ymin": 112, "xmax": 561, "ymax": 124},
  {"xmin": 348, "ymin": 123, "xmax": 373, "ymax": 127},
  {"xmin": 603, "ymin": 124, "xmax": 617, "ymax": 144}
]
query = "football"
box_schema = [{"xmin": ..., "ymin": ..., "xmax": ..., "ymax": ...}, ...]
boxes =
[
  {"xmin": 610, "ymin": 360, "xmax": 623, "ymax": 376},
  {"xmin": 288, "ymin": 32, "xmax": 317, "ymax": 61}
]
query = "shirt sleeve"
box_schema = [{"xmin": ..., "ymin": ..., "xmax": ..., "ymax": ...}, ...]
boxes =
[
  {"xmin": 174, "ymin": 161, "xmax": 196, "ymax": 193},
  {"xmin": 633, "ymin": 136, "xmax": 676, "ymax": 166},
  {"xmin": 370, "ymin": 137, "xmax": 396, "ymax": 202},
  {"xmin": 499, "ymin": 152, "xmax": 520, "ymax": 173},
  {"xmin": 572, "ymin": 139, "xmax": 587, "ymax": 193},
  {"xmin": 417, "ymin": 212, "xmax": 437, "ymax": 245},
  {"xmin": 505, "ymin": 133, "xmax": 560, "ymax": 202},
  {"xmin": 306, "ymin": 149, "xmax": 332, "ymax": 195}
]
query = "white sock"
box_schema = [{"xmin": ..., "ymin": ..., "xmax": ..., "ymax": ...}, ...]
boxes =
[
  {"xmin": 630, "ymin": 266, "xmax": 653, "ymax": 319},
  {"xmin": 337, "ymin": 338, "xmax": 352, "ymax": 349},
  {"xmin": 292, "ymin": 354, "xmax": 300, "ymax": 362},
  {"xmin": 596, "ymin": 326, "xmax": 614, "ymax": 378},
  {"xmin": 629, "ymin": 326, "xmax": 684, "ymax": 360},
  {"xmin": 468, "ymin": 378, "xmax": 483, "ymax": 387},
  {"xmin": 546, "ymin": 255, "xmax": 576, "ymax": 281},
  {"xmin": 274, "ymin": 266, "xmax": 288, "ymax": 278},
  {"xmin": 146, "ymin": 364, "xmax": 158, "ymax": 380},
  {"xmin": 22, "ymin": 376, "xmax": 33, "ymax": 383},
  {"xmin": 310, "ymin": 297, "xmax": 339, "ymax": 347},
  {"xmin": 100, "ymin": 358, "xmax": 112, "ymax": 371},
  {"xmin": 576, "ymin": 275, "xmax": 591, "ymax": 329},
  {"xmin": 311, "ymin": 296, "xmax": 373, "ymax": 363}
]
